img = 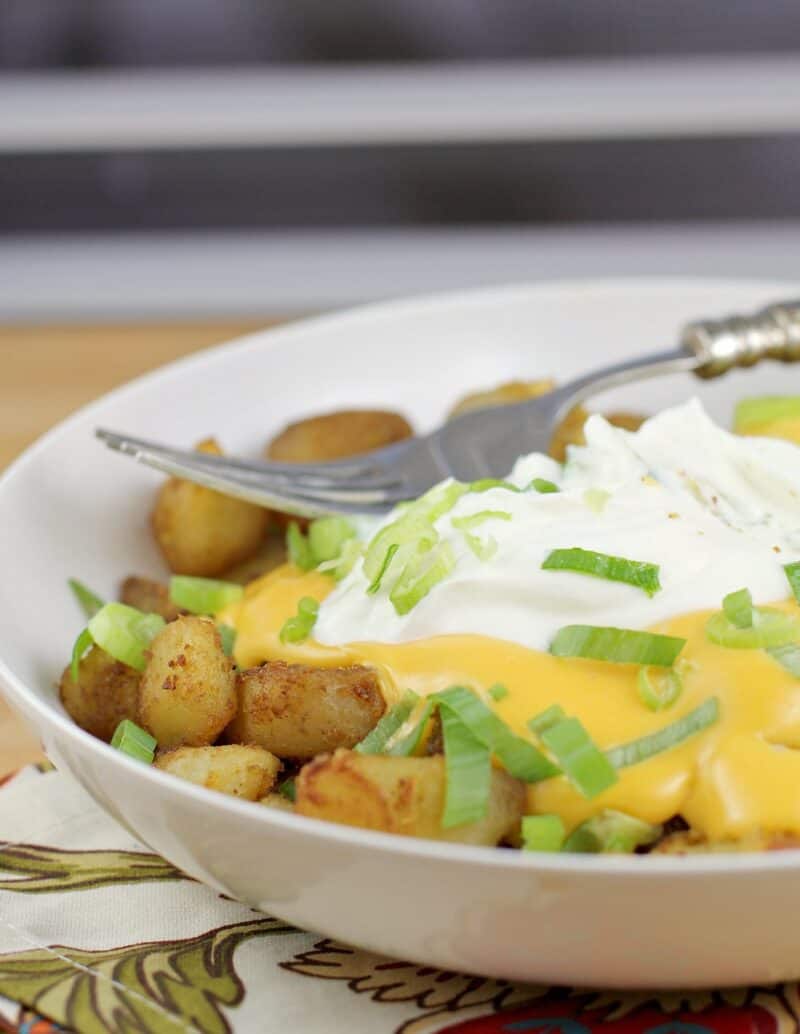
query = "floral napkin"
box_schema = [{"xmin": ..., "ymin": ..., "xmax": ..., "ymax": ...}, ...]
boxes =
[{"xmin": 0, "ymin": 764, "xmax": 796, "ymax": 1034}]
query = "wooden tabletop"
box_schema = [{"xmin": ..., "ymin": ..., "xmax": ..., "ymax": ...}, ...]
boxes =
[{"xmin": 0, "ymin": 318, "xmax": 279, "ymax": 777}]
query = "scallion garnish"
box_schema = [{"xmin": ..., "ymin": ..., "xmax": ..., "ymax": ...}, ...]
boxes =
[
  {"xmin": 521, "ymin": 814, "xmax": 565, "ymax": 852},
  {"xmin": 110, "ymin": 719, "xmax": 157, "ymax": 764},
  {"xmin": 452, "ymin": 510, "xmax": 512, "ymax": 531},
  {"xmin": 440, "ymin": 707, "xmax": 491, "ymax": 828},
  {"xmin": 487, "ymin": 682, "xmax": 509, "ymax": 702},
  {"xmin": 462, "ymin": 532, "xmax": 498, "ymax": 562},
  {"xmin": 706, "ymin": 607, "xmax": 800, "ymax": 649},
  {"xmin": 768, "ymin": 643, "xmax": 800, "ymax": 678},
  {"xmin": 528, "ymin": 704, "xmax": 566, "ymax": 734},
  {"xmin": 169, "ymin": 576, "xmax": 243, "ymax": 615},
  {"xmin": 542, "ymin": 548, "xmax": 661, "ymax": 597},
  {"xmin": 538, "ymin": 717, "xmax": 618, "ymax": 799},
  {"xmin": 68, "ymin": 578, "xmax": 105, "ymax": 620},
  {"xmin": 217, "ymin": 624, "xmax": 237, "ymax": 657},
  {"xmin": 354, "ymin": 690, "xmax": 420, "ymax": 754},
  {"xmin": 70, "ymin": 627, "xmax": 93, "ymax": 682},
  {"xmin": 637, "ymin": 666, "xmax": 683, "ymax": 712},
  {"xmin": 279, "ymin": 596, "xmax": 319, "ymax": 644},
  {"xmin": 386, "ymin": 699, "xmax": 435, "ymax": 757},
  {"xmin": 470, "ymin": 478, "xmax": 521, "ymax": 493},
  {"xmin": 308, "ymin": 516, "xmax": 356, "ymax": 564},
  {"xmin": 366, "ymin": 543, "xmax": 399, "ymax": 595},
  {"xmin": 583, "ymin": 488, "xmax": 611, "ymax": 513},
  {"xmin": 278, "ymin": 777, "xmax": 296, "ymax": 802},
  {"xmin": 389, "ymin": 542, "xmax": 456, "ymax": 616},
  {"xmin": 784, "ymin": 562, "xmax": 800, "ymax": 604},
  {"xmin": 550, "ymin": 625, "xmax": 685, "ymax": 667},
  {"xmin": 287, "ymin": 522, "xmax": 315, "ymax": 572},
  {"xmin": 722, "ymin": 587, "xmax": 753, "ymax": 629},
  {"xmin": 434, "ymin": 686, "xmax": 558, "ymax": 783},
  {"xmin": 317, "ymin": 537, "xmax": 363, "ymax": 581},
  {"xmin": 87, "ymin": 603, "xmax": 165, "ymax": 672},
  {"xmin": 531, "ymin": 478, "xmax": 559, "ymax": 494},
  {"xmin": 563, "ymin": 810, "xmax": 661, "ymax": 853},
  {"xmin": 606, "ymin": 696, "xmax": 719, "ymax": 769}
]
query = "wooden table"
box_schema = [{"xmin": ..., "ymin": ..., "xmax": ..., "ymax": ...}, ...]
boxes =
[{"xmin": 0, "ymin": 319, "xmax": 278, "ymax": 777}]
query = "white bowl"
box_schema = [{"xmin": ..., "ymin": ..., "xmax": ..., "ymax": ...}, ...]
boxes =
[{"xmin": 4, "ymin": 278, "xmax": 800, "ymax": 989}]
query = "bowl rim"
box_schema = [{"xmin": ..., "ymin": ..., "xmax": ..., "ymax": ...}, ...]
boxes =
[{"xmin": 5, "ymin": 273, "xmax": 800, "ymax": 880}]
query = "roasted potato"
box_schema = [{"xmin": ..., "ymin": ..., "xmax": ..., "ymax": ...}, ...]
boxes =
[
  {"xmin": 226, "ymin": 661, "xmax": 385, "ymax": 760},
  {"xmin": 448, "ymin": 379, "xmax": 555, "ymax": 419},
  {"xmin": 155, "ymin": 744, "xmax": 280, "ymax": 799},
  {"xmin": 259, "ymin": 792, "xmax": 295, "ymax": 813},
  {"xmin": 152, "ymin": 438, "xmax": 269, "ymax": 576},
  {"xmin": 652, "ymin": 829, "xmax": 800, "ymax": 854},
  {"xmin": 266, "ymin": 409, "xmax": 413, "ymax": 464},
  {"xmin": 218, "ymin": 532, "xmax": 287, "ymax": 586},
  {"xmin": 138, "ymin": 616, "xmax": 236, "ymax": 749},
  {"xmin": 295, "ymin": 750, "xmax": 525, "ymax": 845},
  {"xmin": 58, "ymin": 646, "xmax": 140, "ymax": 742},
  {"xmin": 119, "ymin": 575, "xmax": 183, "ymax": 622}
]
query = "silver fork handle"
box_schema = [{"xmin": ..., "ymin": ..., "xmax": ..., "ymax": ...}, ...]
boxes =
[{"xmin": 683, "ymin": 299, "xmax": 800, "ymax": 378}]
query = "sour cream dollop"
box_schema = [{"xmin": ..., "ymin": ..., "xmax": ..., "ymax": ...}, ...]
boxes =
[{"xmin": 314, "ymin": 399, "xmax": 800, "ymax": 651}]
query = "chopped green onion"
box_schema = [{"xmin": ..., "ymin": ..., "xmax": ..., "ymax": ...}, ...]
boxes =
[
  {"xmin": 440, "ymin": 707, "xmax": 491, "ymax": 828},
  {"xmin": 487, "ymin": 682, "xmax": 509, "ymax": 702},
  {"xmin": 169, "ymin": 576, "xmax": 243, "ymax": 615},
  {"xmin": 784, "ymin": 562, "xmax": 800, "ymax": 604},
  {"xmin": 308, "ymin": 516, "xmax": 356, "ymax": 564},
  {"xmin": 70, "ymin": 627, "xmax": 93, "ymax": 683},
  {"xmin": 583, "ymin": 488, "xmax": 611, "ymax": 513},
  {"xmin": 386, "ymin": 699, "xmax": 435, "ymax": 757},
  {"xmin": 278, "ymin": 777, "xmax": 296, "ymax": 802},
  {"xmin": 366, "ymin": 543, "xmax": 399, "ymax": 595},
  {"xmin": 550, "ymin": 625, "xmax": 685, "ymax": 667},
  {"xmin": 521, "ymin": 814, "xmax": 565, "ymax": 852},
  {"xmin": 527, "ymin": 704, "xmax": 566, "ymax": 734},
  {"xmin": 531, "ymin": 478, "xmax": 559, "ymax": 494},
  {"xmin": 542, "ymin": 548, "xmax": 661, "ymax": 597},
  {"xmin": 279, "ymin": 596, "xmax": 319, "ymax": 644},
  {"xmin": 470, "ymin": 478, "xmax": 521, "ymax": 493},
  {"xmin": 768, "ymin": 643, "xmax": 800, "ymax": 678},
  {"xmin": 461, "ymin": 532, "xmax": 498, "ymax": 562},
  {"xmin": 606, "ymin": 696, "xmax": 719, "ymax": 769},
  {"xmin": 722, "ymin": 587, "xmax": 753, "ymax": 629},
  {"xmin": 287, "ymin": 522, "xmax": 315, "ymax": 572},
  {"xmin": 706, "ymin": 607, "xmax": 800, "ymax": 649},
  {"xmin": 318, "ymin": 537, "xmax": 363, "ymax": 581},
  {"xmin": 563, "ymin": 810, "xmax": 661, "ymax": 854},
  {"xmin": 88, "ymin": 603, "xmax": 165, "ymax": 673},
  {"xmin": 354, "ymin": 690, "xmax": 419, "ymax": 754},
  {"xmin": 452, "ymin": 510, "xmax": 512, "ymax": 531},
  {"xmin": 217, "ymin": 624, "xmax": 236, "ymax": 657},
  {"xmin": 734, "ymin": 396, "xmax": 800, "ymax": 433},
  {"xmin": 111, "ymin": 719, "xmax": 157, "ymax": 764},
  {"xmin": 637, "ymin": 666, "xmax": 683, "ymax": 712},
  {"xmin": 68, "ymin": 578, "xmax": 105, "ymax": 620},
  {"xmin": 434, "ymin": 686, "xmax": 558, "ymax": 783},
  {"xmin": 389, "ymin": 541, "xmax": 456, "ymax": 616},
  {"xmin": 539, "ymin": 717, "xmax": 618, "ymax": 799}
]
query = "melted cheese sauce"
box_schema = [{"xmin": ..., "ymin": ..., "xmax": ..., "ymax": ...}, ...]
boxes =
[{"xmin": 221, "ymin": 564, "xmax": 800, "ymax": 843}]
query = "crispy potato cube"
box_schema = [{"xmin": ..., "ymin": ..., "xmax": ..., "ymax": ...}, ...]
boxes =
[
  {"xmin": 58, "ymin": 646, "xmax": 140, "ymax": 742},
  {"xmin": 155, "ymin": 744, "xmax": 280, "ymax": 800},
  {"xmin": 119, "ymin": 575, "xmax": 183, "ymax": 622},
  {"xmin": 218, "ymin": 532, "xmax": 287, "ymax": 585},
  {"xmin": 267, "ymin": 409, "xmax": 413, "ymax": 464},
  {"xmin": 259, "ymin": 792, "xmax": 295, "ymax": 813},
  {"xmin": 138, "ymin": 616, "xmax": 236, "ymax": 749},
  {"xmin": 295, "ymin": 750, "xmax": 525, "ymax": 845},
  {"xmin": 448, "ymin": 379, "xmax": 555, "ymax": 419},
  {"xmin": 152, "ymin": 438, "xmax": 269, "ymax": 576},
  {"xmin": 226, "ymin": 661, "xmax": 385, "ymax": 760},
  {"xmin": 605, "ymin": 411, "xmax": 646, "ymax": 434}
]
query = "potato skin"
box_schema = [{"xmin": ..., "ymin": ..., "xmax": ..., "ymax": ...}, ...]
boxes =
[
  {"xmin": 155, "ymin": 744, "xmax": 280, "ymax": 800},
  {"xmin": 267, "ymin": 409, "xmax": 412, "ymax": 464},
  {"xmin": 226, "ymin": 661, "xmax": 385, "ymax": 761},
  {"xmin": 138, "ymin": 616, "xmax": 236, "ymax": 749},
  {"xmin": 448, "ymin": 379, "xmax": 555, "ymax": 419},
  {"xmin": 58, "ymin": 646, "xmax": 140, "ymax": 742},
  {"xmin": 119, "ymin": 575, "xmax": 183, "ymax": 622},
  {"xmin": 152, "ymin": 438, "xmax": 269, "ymax": 576},
  {"xmin": 295, "ymin": 750, "xmax": 525, "ymax": 845}
]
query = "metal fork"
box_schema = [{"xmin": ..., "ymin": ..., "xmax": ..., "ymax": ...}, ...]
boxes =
[{"xmin": 97, "ymin": 299, "xmax": 800, "ymax": 517}]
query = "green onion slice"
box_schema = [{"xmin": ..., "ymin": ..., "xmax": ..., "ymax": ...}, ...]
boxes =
[
  {"xmin": 768, "ymin": 643, "xmax": 800, "ymax": 678},
  {"xmin": 308, "ymin": 516, "xmax": 356, "ymax": 564},
  {"xmin": 606, "ymin": 696, "xmax": 719, "ymax": 769},
  {"xmin": 521, "ymin": 814, "xmax": 565, "ymax": 852},
  {"xmin": 527, "ymin": 704, "xmax": 566, "ymax": 734},
  {"xmin": 550, "ymin": 625, "xmax": 685, "ymax": 667},
  {"xmin": 722, "ymin": 587, "xmax": 753, "ymax": 628},
  {"xmin": 386, "ymin": 699, "xmax": 435, "ymax": 757},
  {"xmin": 279, "ymin": 596, "xmax": 319, "ymax": 644},
  {"xmin": 366, "ymin": 543, "xmax": 399, "ymax": 595},
  {"xmin": 584, "ymin": 488, "xmax": 611, "ymax": 513},
  {"xmin": 539, "ymin": 717, "xmax": 618, "ymax": 799},
  {"xmin": 434, "ymin": 686, "xmax": 558, "ymax": 783},
  {"xmin": 389, "ymin": 541, "xmax": 456, "ymax": 616},
  {"xmin": 461, "ymin": 532, "xmax": 498, "ymax": 563},
  {"xmin": 68, "ymin": 578, "xmax": 105, "ymax": 620},
  {"xmin": 706, "ymin": 607, "xmax": 800, "ymax": 650},
  {"xmin": 734, "ymin": 396, "xmax": 800, "ymax": 432},
  {"xmin": 70, "ymin": 627, "xmax": 94, "ymax": 683},
  {"xmin": 355, "ymin": 690, "xmax": 420, "ymax": 754},
  {"xmin": 531, "ymin": 478, "xmax": 559, "ymax": 494},
  {"xmin": 287, "ymin": 522, "xmax": 315, "ymax": 571},
  {"xmin": 111, "ymin": 719, "xmax": 157, "ymax": 764},
  {"xmin": 278, "ymin": 777, "xmax": 296, "ymax": 802},
  {"xmin": 487, "ymin": 682, "xmax": 509, "ymax": 702},
  {"xmin": 563, "ymin": 810, "xmax": 662, "ymax": 854},
  {"xmin": 542, "ymin": 548, "xmax": 661, "ymax": 597},
  {"xmin": 318, "ymin": 537, "xmax": 363, "ymax": 581},
  {"xmin": 452, "ymin": 510, "xmax": 512, "ymax": 531},
  {"xmin": 169, "ymin": 576, "xmax": 243, "ymax": 615},
  {"xmin": 784, "ymin": 562, "xmax": 800, "ymax": 604},
  {"xmin": 217, "ymin": 624, "xmax": 237, "ymax": 657},
  {"xmin": 637, "ymin": 666, "xmax": 684, "ymax": 712},
  {"xmin": 470, "ymin": 478, "xmax": 521, "ymax": 494},
  {"xmin": 88, "ymin": 603, "xmax": 165, "ymax": 673},
  {"xmin": 440, "ymin": 707, "xmax": 492, "ymax": 828}
]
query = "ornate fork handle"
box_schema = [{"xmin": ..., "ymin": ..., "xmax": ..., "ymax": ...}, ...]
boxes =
[{"xmin": 683, "ymin": 299, "xmax": 800, "ymax": 378}]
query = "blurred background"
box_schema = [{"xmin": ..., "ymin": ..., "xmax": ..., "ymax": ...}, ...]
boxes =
[{"xmin": 3, "ymin": 0, "xmax": 800, "ymax": 319}]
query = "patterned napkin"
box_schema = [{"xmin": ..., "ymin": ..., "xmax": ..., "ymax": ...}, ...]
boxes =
[{"xmin": 0, "ymin": 765, "xmax": 796, "ymax": 1034}]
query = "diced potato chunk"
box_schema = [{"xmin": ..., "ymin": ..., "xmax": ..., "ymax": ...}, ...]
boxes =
[
  {"xmin": 258, "ymin": 792, "xmax": 295, "ymax": 813},
  {"xmin": 155, "ymin": 744, "xmax": 280, "ymax": 800},
  {"xmin": 448, "ymin": 379, "xmax": 555, "ymax": 419},
  {"xmin": 119, "ymin": 575, "xmax": 183, "ymax": 622},
  {"xmin": 266, "ymin": 410, "xmax": 413, "ymax": 464},
  {"xmin": 58, "ymin": 646, "xmax": 140, "ymax": 742}
]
